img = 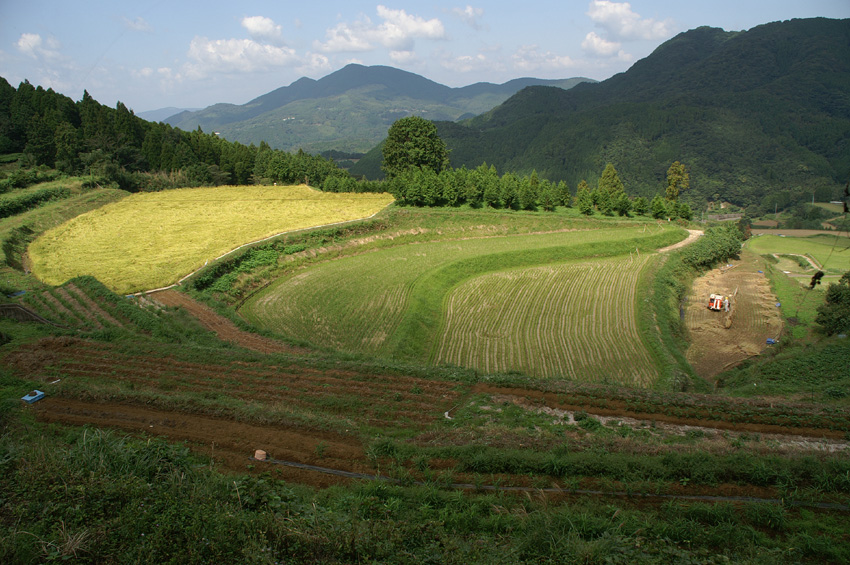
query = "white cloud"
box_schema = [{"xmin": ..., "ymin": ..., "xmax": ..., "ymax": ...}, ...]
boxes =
[
  {"xmin": 298, "ymin": 53, "xmax": 332, "ymax": 75},
  {"xmin": 452, "ymin": 5, "xmax": 485, "ymax": 30},
  {"xmin": 315, "ymin": 5, "xmax": 445, "ymax": 54},
  {"xmin": 389, "ymin": 50, "xmax": 417, "ymax": 65},
  {"xmin": 511, "ymin": 45, "xmax": 576, "ymax": 72},
  {"xmin": 587, "ymin": 1, "xmax": 673, "ymax": 41},
  {"xmin": 581, "ymin": 31, "xmax": 632, "ymax": 61},
  {"xmin": 438, "ymin": 52, "xmax": 501, "ymax": 75},
  {"xmin": 123, "ymin": 16, "xmax": 152, "ymax": 33},
  {"xmin": 242, "ymin": 16, "xmax": 283, "ymax": 42},
  {"xmin": 376, "ymin": 6, "xmax": 444, "ymax": 50},
  {"xmin": 185, "ymin": 37, "xmax": 299, "ymax": 79},
  {"xmin": 317, "ymin": 19, "xmax": 375, "ymax": 53},
  {"xmin": 15, "ymin": 33, "xmax": 62, "ymax": 61}
]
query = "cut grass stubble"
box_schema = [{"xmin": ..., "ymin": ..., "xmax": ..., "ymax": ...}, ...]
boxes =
[{"xmin": 244, "ymin": 225, "xmax": 683, "ymax": 383}]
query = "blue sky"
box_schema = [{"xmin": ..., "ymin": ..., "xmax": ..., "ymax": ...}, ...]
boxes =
[{"xmin": 1, "ymin": 1, "xmax": 847, "ymax": 112}]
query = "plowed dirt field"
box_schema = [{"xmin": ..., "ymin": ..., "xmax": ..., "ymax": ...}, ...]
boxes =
[{"xmin": 32, "ymin": 397, "xmax": 368, "ymax": 486}]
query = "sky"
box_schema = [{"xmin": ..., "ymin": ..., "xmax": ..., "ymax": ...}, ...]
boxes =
[{"xmin": 1, "ymin": 1, "xmax": 848, "ymax": 113}]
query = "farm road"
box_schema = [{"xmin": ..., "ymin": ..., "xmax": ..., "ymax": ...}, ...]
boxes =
[{"xmin": 658, "ymin": 229, "xmax": 703, "ymax": 252}]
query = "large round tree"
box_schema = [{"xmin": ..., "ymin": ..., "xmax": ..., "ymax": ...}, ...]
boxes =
[{"xmin": 381, "ymin": 116, "xmax": 449, "ymax": 179}]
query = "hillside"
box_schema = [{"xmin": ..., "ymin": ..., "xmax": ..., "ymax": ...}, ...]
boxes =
[
  {"xmin": 164, "ymin": 64, "xmax": 594, "ymax": 153},
  {"xmin": 352, "ymin": 18, "xmax": 850, "ymax": 209},
  {"xmin": 1, "ymin": 169, "xmax": 849, "ymax": 561}
]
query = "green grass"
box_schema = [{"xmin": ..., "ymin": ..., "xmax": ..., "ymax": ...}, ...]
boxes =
[
  {"xmin": 242, "ymin": 224, "xmax": 682, "ymax": 372},
  {"xmin": 718, "ymin": 335, "xmax": 850, "ymax": 401},
  {"xmin": 747, "ymin": 234, "xmax": 850, "ymax": 275},
  {"xmin": 761, "ymin": 262, "xmax": 827, "ymax": 340}
]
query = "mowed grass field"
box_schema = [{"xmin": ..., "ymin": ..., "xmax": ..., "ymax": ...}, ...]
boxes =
[
  {"xmin": 243, "ymin": 224, "xmax": 682, "ymax": 383},
  {"xmin": 434, "ymin": 254, "xmax": 659, "ymax": 384},
  {"xmin": 747, "ymin": 234, "xmax": 850, "ymax": 275},
  {"xmin": 27, "ymin": 185, "xmax": 394, "ymax": 294}
]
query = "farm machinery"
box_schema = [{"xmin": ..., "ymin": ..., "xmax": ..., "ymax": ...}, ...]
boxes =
[{"xmin": 707, "ymin": 294, "xmax": 729, "ymax": 312}]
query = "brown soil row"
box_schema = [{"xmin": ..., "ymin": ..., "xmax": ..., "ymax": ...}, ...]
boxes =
[
  {"xmin": 6, "ymin": 337, "xmax": 459, "ymax": 427},
  {"xmin": 150, "ymin": 289, "xmax": 309, "ymax": 355},
  {"xmin": 31, "ymin": 397, "xmax": 368, "ymax": 487}
]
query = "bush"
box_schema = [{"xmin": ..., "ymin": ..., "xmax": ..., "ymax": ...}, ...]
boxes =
[{"xmin": 816, "ymin": 271, "xmax": 850, "ymax": 335}]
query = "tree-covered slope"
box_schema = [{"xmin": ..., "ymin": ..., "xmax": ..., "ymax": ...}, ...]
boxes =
[
  {"xmin": 165, "ymin": 64, "xmax": 594, "ymax": 153},
  {"xmin": 420, "ymin": 18, "xmax": 850, "ymax": 208}
]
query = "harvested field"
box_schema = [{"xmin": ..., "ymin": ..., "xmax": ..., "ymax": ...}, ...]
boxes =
[
  {"xmin": 434, "ymin": 255, "xmax": 658, "ymax": 384},
  {"xmin": 684, "ymin": 250, "xmax": 783, "ymax": 379},
  {"xmin": 244, "ymin": 225, "xmax": 682, "ymax": 363}
]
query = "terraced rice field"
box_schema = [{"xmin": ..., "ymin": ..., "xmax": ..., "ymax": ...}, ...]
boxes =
[
  {"xmin": 27, "ymin": 184, "xmax": 394, "ymax": 294},
  {"xmin": 240, "ymin": 226, "xmax": 681, "ymax": 383},
  {"xmin": 747, "ymin": 234, "xmax": 850, "ymax": 275},
  {"xmin": 434, "ymin": 255, "xmax": 658, "ymax": 384}
]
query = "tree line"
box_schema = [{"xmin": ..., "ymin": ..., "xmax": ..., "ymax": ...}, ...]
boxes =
[
  {"xmin": 0, "ymin": 78, "xmax": 348, "ymax": 192},
  {"xmin": 0, "ymin": 79, "xmax": 693, "ymax": 221},
  {"xmin": 367, "ymin": 116, "xmax": 693, "ymax": 219}
]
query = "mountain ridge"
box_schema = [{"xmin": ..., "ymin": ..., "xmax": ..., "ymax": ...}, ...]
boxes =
[
  {"xmin": 164, "ymin": 64, "xmax": 595, "ymax": 152},
  {"xmin": 351, "ymin": 17, "xmax": 849, "ymax": 209}
]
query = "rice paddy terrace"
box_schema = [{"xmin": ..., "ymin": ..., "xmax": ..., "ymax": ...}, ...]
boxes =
[
  {"xmin": 5, "ymin": 186, "xmax": 850, "ymax": 563},
  {"xmin": 27, "ymin": 185, "xmax": 394, "ymax": 294},
  {"xmin": 242, "ymin": 223, "xmax": 680, "ymax": 384}
]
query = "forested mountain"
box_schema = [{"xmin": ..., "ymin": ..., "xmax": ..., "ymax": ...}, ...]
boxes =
[
  {"xmin": 0, "ymin": 77, "xmax": 350, "ymax": 191},
  {"xmin": 353, "ymin": 18, "xmax": 850, "ymax": 210},
  {"xmin": 137, "ymin": 107, "xmax": 199, "ymax": 123},
  {"xmin": 164, "ymin": 64, "xmax": 593, "ymax": 154}
]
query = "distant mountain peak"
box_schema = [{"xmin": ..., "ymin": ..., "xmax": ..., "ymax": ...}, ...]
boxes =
[{"xmin": 164, "ymin": 64, "xmax": 595, "ymax": 153}]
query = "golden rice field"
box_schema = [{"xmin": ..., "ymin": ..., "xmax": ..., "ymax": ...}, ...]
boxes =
[
  {"xmin": 434, "ymin": 254, "xmax": 659, "ymax": 385},
  {"xmin": 27, "ymin": 185, "xmax": 394, "ymax": 294}
]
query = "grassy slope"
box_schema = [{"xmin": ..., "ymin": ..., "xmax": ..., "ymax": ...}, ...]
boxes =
[{"xmin": 1, "ymin": 194, "xmax": 849, "ymax": 562}]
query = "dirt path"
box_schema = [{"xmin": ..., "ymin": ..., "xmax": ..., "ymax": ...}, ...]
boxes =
[
  {"xmin": 773, "ymin": 252, "xmax": 821, "ymax": 270},
  {"xmin": 658, "ymin": 229, "xmax": 703, "ymax": 253},
  {"xmin": 150, "ymin": 289, "xmax": 309, "ymax": 355},
  {"xmin": 684, "ymin": 250, "xmax": 783, "ymax": 379}
]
